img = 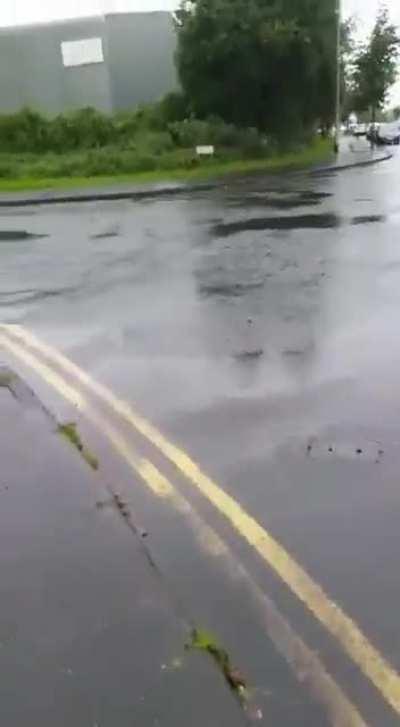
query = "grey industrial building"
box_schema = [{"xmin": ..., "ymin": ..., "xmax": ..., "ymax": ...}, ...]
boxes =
[{"xmin": 0, "ymin": 12, "xmax": 177, "ymax": 115}]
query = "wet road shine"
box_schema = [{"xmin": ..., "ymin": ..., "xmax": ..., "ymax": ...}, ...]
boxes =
[{"xmin": 1, "ymin": 152, "xmax": 400, "ymax": 725}]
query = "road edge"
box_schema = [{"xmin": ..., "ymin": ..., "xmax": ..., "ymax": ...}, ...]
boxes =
[
  {"xmin": 311, "ymin": 150, "xmax": 393, "ymax": 175},
  {"xmin": 0, "ymin": 150, "xmax": 393, "ymax": 207}
]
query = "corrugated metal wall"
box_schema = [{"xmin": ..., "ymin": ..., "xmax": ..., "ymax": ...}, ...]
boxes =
[
  {"xmin": 105, "ymin": 13, "xmax": 177, "ymax": 111},
  {"xmin": 0, "ymin": 12, "xmax": 177, "ymax": 115}
]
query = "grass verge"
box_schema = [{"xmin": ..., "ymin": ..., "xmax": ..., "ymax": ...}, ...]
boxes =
[{"xmin": 0, "ymin": 139, "xmax": 332, "ymax": 193}]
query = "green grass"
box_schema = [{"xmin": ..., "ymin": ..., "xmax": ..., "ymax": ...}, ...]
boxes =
[
  {"xmin": 0, "ymin": 369, "xmax": 16, "ymax": 388},
  {"xmin": 58, "ymin": 422, "xmax": 99, "ymax": 471},
  {"xmin": 0, "ymin": 139, "xmax": 332, "ymax": 193},
  {"xmin": 187, "ymin": 628, "xmax": 247, "ymax": 696}
]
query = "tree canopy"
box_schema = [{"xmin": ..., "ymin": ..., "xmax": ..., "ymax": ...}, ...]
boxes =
[
  {"xmin": 175, "ymin": 0, "xmax": 337, "ymax": 141},
  {"xmin": 350, "ymin": 6, "xmax": 399, "ymax": 121}
]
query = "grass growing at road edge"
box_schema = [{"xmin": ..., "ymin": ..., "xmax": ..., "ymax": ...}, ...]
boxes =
[
  {"xmin": 187, "ymin": 628, "xmax": 247, "ymax": 696},
  {"xmin": 58, "ymin": 422, "xmax": 99, "ymax": 471}
]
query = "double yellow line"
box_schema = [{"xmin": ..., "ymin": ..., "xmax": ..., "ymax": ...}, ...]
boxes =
[{"xmin": 1, "ymin": 323, "xmax": 399, "ymax": 725}]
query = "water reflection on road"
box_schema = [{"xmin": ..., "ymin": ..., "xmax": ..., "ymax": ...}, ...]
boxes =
[{"xmin": 2, "ymin": 153, "xmax": 400, "ymax": 724}]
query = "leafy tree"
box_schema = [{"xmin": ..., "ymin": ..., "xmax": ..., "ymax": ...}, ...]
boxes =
[
  {"xmin": 340, "ymin": 17, "xmax": 357, "ymax": 120},
  {"xmin": 174, "ymin": 0, "xmax": 337, "ymax": 142},
  {"xmin": 351, "ymin": 5, "xmax": 399, "ymax": 121}
]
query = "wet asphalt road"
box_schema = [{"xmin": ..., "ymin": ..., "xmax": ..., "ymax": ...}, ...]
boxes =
[{"xmin": 1, "ymin": 152, "xmax": 400, "ymax": 725}]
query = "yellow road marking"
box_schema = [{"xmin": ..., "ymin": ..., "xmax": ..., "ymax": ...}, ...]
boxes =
[
  {"xmin": 0, "ymin": 330, "xmax": 367, "ymax": 726},
  {"xmin": 2, "ymin": 324, "xmax": 400, "ymax": 716}
]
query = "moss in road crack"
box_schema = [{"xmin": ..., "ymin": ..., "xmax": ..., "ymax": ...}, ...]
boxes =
[
  {"xmin": 58, "ymin": 422, "xmax": 99, "ymax": 471},
  {"xmin": 0, "ymin": 369, "xmax": 16, "ymax": 388},
  {"xmin": 187, "ymin": 628, "xmax": 247, "ymax": 698}
]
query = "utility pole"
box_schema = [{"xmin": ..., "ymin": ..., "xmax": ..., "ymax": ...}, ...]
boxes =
[{"xmin": 334, "ymin": 0, "xmax": 342, "ymax": 154}]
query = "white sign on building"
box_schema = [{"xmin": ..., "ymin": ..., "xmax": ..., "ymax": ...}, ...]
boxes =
[{"xmin": 61, "ymin": 37, "xmax": 104, "ymax": 68}]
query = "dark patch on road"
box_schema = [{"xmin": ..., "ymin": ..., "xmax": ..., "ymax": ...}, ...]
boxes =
[
  {"xmin": 212, "ymin": 213, "xmax": 340, "ymax": 237},
  {"xmin": 0, "ymin": 210, "xmax": 37, "ymax": 217},
  {"xmin": 198, "ymin": 279, "xmax": 265, "ymax": 298},
  {"xmin": 298, "ymin": 191, "xmax": 332, "ymax": 201},
  {"xmin": 234, "ymin": 348, "xmax": 264, "ymax": 361},
  {"xmin": 91, "ymin": 228, "xmax": 120, "ymax": 240},
  {"xmin": 351, "ymin": 214, "xmax": 386, "ymax": 226},
  {"xmin": 0, "ymin": 230, "xmax": 47, "ymax": 241},
  {"xmin": 0, "ymin": 286, "xmax": 79, "ymax": 307},
  {"xmin": 230, "ymin": 190, "xmax": 332, "ymax": 210}
]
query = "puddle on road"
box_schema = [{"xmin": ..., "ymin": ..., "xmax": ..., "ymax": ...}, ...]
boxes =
[
  {"xmin": 212, "ymin": 209, "xmax": 387, "ymax": 238},
  {"xmin": 213, "ymin": 213, "xmax": 340, "ymax": 237},
  {"xmin": 229, "ymin": 190, "xmax": 332, "ymax": 210},
  {"xmin": 198, "ymin": 279, "xmax": 266, "ymax": 298},
  {"xmin": 91, "ymin": 232, "xmax": 120, "ymax": 240},
  {"xmin": 0, "ymin": 230, "xmax": 47, "ymax": 241},
  {"xmin": 351, "ymin": 214, "xmax": 386, "ymax": 226},
  {"xmin": 0, "ymin": 210, "xmax": 37, "ymax": 217},
  {"xmin": 0, "ymin": 285, "xmax": 79, "ymax": 307},
  {"xmin": 91, "ymin": 226, "xmax": 121, "ymax": 240}
]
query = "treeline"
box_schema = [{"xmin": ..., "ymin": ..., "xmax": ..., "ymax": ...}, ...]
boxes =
[{"xmin": 175, "ymin": 0, "xmax": 338, "ymax": 141}]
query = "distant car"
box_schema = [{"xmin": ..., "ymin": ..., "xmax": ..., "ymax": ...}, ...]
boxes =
[
  {"xmin": 375, "ymin": 122, "xmax": 400, "ymax": 146},
  {"xmin": 352, "ymin": 123, "xmax": 368, "ymax": 137}
]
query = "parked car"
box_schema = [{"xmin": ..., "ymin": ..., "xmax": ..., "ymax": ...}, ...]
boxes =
[
  {"xmin": 352, "ymin": 123, "xmax": 368, "ymax": 137},
  {"xmin": 375, "ymin": 122, "xmax": 400, "ymax": 145}
]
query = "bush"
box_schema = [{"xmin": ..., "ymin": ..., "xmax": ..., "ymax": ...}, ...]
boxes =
[
  {"xmin": 0, "ymin": 161, "xmax": 17, "ymax": 178},
  {"xmin": 166, "ymin": 116, "xmax": 266, "ymax": 154},
  {"xmin": 132, "ymin": 130, "xmax": 174, "ymax": 155},
  {"xmin": 0, "ymin": 108, "xmax": 49, "ymax": 153},
  {"xmin": 237, "ymin": 127, "xmax": 267, "ymax": 157},
  {"xmin": 77, "ymin": 149, "xmax": 159, "ymax": 176},
  {"xmin": 47, "ymin": 108, "xmax": 116, "ymax": 151},
  {"xmin": 0, "ymin": 100, "xmax": 272, "ymax": 180},
  {"xmin": 159, "ymin": 92, "xmax": 190, "ymax": 123}
]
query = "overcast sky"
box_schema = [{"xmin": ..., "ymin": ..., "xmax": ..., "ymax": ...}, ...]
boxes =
[
  {"xmin": 1, "ymin": 0, "xmax": 399, "ymax": 100},
  {"xmin": 1, "ymin": 0, "xmax": 398, "ymax": 30}
]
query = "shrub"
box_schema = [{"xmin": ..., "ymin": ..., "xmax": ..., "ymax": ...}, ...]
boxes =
[
  {"xmin": 47, "ymin": 108, "xmax": 116, "ymax": 151},
  {"xmin": 166, "ymin": 117, "xmax": 266, "ymax": 153},
  {"xmin": 159, "ymin": 91, "xmax": 190, "ymax": 123},
  {"xmin": 0, "ymin": 161, "xmax": 17, "ymax": 178},
  {"xmin": 132, "ymin": 130, "xmax": 174, "ymax": 155},
  {"xmin": 78, "ymin": 149, "xmax": 158, "ymax": 176},
  {"xmin": 0, "ymin": 108, "xmax": 49, "ymax": 153}
]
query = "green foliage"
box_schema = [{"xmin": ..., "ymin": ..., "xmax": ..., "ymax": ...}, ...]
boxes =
[
  {"xmin": 48, "ymin": 108, "xmax": 116, "ymax": 151},
  {"xmin": 187, "ymin": 628, "xmax": 247, "ymax": 696},
  {"xmin": 350, "ymin": 5, "xmax": 400, "ymax": 119},
  {"xmin": 0, "ymin": 105, "xmax": 174, "ymax": 154},
  {"xmin": 159, "ymin": 91, "xmax": 190, "ymax": 122},
  {"xmin": 175, "ymin": 0, "xmax": 337, "ymax": 141},
  {"xmin": 0, "ymin": 101, "xmax": 269, "ymax": 172},
  {"xmin": 167, "ymin": 117, "xmax": 264, "ymax": 152},
  {"xmin": 0, "ymin": 137, "xmax": 331, "ymax": 191},
  {"xmin": 58, "ymin": 422, "xmax": 99, "ymax": 470},
  {"xmin": 0, "ymin": 108, "xmax": 49, "ymax": 152},
  {"xmin": 0, "ymin": 91, "xmax": 331, "ymax": 184}
]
